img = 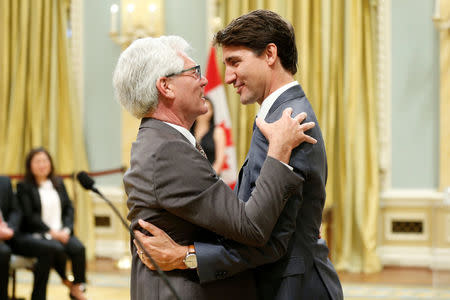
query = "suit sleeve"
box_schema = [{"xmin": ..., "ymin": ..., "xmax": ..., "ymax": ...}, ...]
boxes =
[
  {"xmin": 17, "ymin": 182, "xmax": 50, "ymax": 233},
  {"xmin": 2, "ymin": 178, "xmax": 22, "ymax": 232},
  {"xmin": 57, "ymin": 178, "xmax": 74, "ymax": 234},
  {"xmin": 152, "ymin": 140, "xmax": 303, "ymax": 247},
  {"xmin": 195, "ymin": 164, "xmax": 305, "ymax": 283}
]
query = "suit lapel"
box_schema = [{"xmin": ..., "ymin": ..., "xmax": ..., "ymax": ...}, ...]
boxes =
[
  {"xmin": 266, "ymin": 84, "xmax": 305, "ymax": 119},
  {"xmin": 237, "ymin": 85, "xmax": 306, "ymax": 199},
  {"xmin": 31, "ymin": 185, "xmax": 42, "ymax": 214}
]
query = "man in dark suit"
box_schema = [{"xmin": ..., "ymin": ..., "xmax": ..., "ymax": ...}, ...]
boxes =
[
  {"xmin": 113, "ymin": 35, "xmax": 317, "ymax": 299},
  {"xmin": 0, "ymin": 176, "xmax": 22, "ymax": 300},
  {"xmin": 134, "ymin": 9, "xmax": 343, "ymax": 300}
]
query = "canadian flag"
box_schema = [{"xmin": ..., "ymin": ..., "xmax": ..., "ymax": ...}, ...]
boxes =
[{"xmin": 204, "ymin": 46, "xmax": 237, "ymax": 189}]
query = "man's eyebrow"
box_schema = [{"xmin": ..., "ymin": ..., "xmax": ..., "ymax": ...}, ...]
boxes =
[{"xmin": 224, "ymin": 56, "xmax": 241, "ymax": 63}]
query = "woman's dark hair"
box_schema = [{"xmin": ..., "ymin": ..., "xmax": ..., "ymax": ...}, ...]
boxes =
[
  {"xmin": 206, "ymin": 97, "xmax": 215, "ymax": 128},
  {"xmin": 190, "ymin": 97, "xmax": 215, "ymax": 134},
  {"xmin": 213, "ymin": 9, "xmax": 298, "ymax": 75},
  {"xmin": 24, "ymin": 147, "xmax": 59, "ymax": 187}
]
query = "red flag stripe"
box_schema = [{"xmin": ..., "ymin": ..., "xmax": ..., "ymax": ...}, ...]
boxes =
[{"xmin": 205, "ymin": 47, "xmax": 222, "ymax": 94}]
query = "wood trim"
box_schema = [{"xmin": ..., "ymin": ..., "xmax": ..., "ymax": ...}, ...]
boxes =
[
  {"xmin": 375, "ymin": 0, "xmax": 392, "ymax": 192},
  {"xmin": 437, "ymin": 2, "xmax": 450, "ymax": 191}
]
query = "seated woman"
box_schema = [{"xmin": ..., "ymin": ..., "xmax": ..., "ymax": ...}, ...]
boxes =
[
  {"xmin": 15, "ymin": 147, "xmax": 87, "ymax": 300},
  {"xmin": 190, "ymin": 97, "xmax": 226, "ymax": 174}
]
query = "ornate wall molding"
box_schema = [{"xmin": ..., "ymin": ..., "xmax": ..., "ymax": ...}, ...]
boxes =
[
  {"xmin": 380, "ymin": 189, "xmax": 443, "ymax": 207},
  {"xmin": 383, "ymin": 212, "xmax": 429, "ymax": 241},
  {"xmin": 378, "ymin": 188, "xmax": 450, "ymax": 269},
  {"xmin": 374, "ymin": 0, "xmax": 392, "ymax": 192},
  {"xmin": 91, "ymin": 186, "xmax": 128, "ymax": 258},
  {"xmin": 433, "ymin": 0, "xmax": 450, "ymax": 191}
]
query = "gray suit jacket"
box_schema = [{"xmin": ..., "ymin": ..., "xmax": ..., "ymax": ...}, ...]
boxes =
[
  {"xmin": 195, "ymin": 85, "xmax": 343, "ymax": 300},
  {"xmin": 124, "ymin": 118, "xmax": 302, "ymax": 300}
]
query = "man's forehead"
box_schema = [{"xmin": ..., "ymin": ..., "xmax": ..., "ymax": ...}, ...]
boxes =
[
  {"xmin": 222, "ymin": 46, "xmax": 253, "ymax": 63},
  {"xmin": 177, "ymin": 51, "xmax": 196, "ymax": 65}
]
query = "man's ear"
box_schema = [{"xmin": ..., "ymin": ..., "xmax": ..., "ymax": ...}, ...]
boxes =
[
  {"xmin": 265, "ymin": 43, "xmax": 278, "ymax": 66},
  {"xmin": 156, "ymin": 77, "xmax": 175, "ymax": 99}
]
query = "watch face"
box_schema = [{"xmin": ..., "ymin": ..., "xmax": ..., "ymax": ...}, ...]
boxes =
[{"xmin": 184, "ymin": 254, "xmax": 197, "ymax": 268}]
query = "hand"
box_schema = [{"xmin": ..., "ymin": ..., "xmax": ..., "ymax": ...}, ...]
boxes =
[
  {"xmin": 50, "ymin": 229, "xmax": 70, "ymax": 244},
  {"xmin": 0, "ymin": 223, "xmax": 14, "ymax": 240},
  {"xmin": 133, "ymin": 219, "xmax": 188, "ymax": 271},
  {"xmin": 256, "ymin": 107, "xmax": 317, "ymax": 164},
  {"xmin": 59, "ymin": 230, "xmax": 70, "ymax": 244}
]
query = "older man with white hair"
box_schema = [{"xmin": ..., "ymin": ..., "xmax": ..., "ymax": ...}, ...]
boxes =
[{"xmin": 113, "ymin": 35, "xmax": 317, "ymax": 300}]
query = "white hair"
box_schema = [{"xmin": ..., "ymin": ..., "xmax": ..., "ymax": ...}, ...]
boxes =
[{"xmin": 113, "ymin": 36, "xmax": 190, "ymax": 118}]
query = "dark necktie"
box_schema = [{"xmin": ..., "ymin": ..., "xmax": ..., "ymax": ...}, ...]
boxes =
[{"xmin": 196, "ymin": 142, "xmax": 208, "ymax": 159}]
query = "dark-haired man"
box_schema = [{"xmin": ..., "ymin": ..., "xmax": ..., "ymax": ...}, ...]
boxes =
[{"xmin": 135, "ymin": 9, "xmax": 343, "ymax": 300}]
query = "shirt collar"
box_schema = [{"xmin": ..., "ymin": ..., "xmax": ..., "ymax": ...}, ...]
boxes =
[
  {"xmin": 257, "ymin": 81, "xmax": 299, "ymax": 120},
  {"xmin": 163, "ymin": 122, "xmax": 196, "ymax": 147}
]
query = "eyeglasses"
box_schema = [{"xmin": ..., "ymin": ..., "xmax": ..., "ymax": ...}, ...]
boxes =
[{"xmin": 166, "ymin": 65, "xmax": 201, "ymax": 80}]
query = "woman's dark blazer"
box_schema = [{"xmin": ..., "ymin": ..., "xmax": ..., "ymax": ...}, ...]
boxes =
[{"xmin": 16, "ymin": 177, "xmax": 74, "ymax": 235}]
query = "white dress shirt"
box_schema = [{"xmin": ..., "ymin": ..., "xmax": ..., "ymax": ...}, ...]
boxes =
[
  {"xmin": 164, "ymin": 122, "xmax": 196, "ymax": 147},
  {"xmin": 257, "ymin": 81, "xmax": 299, "ymax": 120},
  {"xmin": 38, "ymin": 180, "xmax": 62, "ymax": 231}
]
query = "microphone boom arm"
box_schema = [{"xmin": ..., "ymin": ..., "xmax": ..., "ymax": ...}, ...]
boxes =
[{"xmin": 88, "ymin": 186, "xmax": 181, "ymax": 300}]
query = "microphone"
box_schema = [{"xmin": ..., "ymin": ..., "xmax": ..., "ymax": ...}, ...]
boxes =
[
  {"xmin": 76, "ymin": 171, "xmax": 181, "ymax": 300},
  {"xmin": 76, "ymin": 171, "xmax": 98, "ymax": 193}
]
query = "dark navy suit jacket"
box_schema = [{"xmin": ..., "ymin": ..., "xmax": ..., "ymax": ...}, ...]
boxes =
[
  {"xmin": 0, "ymin": 176, "xmax": 21, "ymax": 232},
  {"xmin": 195, "ymin": 84, "xmax": 343, "ymax": 299}
]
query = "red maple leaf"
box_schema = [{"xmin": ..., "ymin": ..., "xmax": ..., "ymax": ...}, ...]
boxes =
[{"xmin": 218, "ymin": 121, "xmax": 233, "ymax": 146}]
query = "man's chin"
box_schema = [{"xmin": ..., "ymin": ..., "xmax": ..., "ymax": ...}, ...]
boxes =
[
  {"xmin": 239, "ymin": 96, "xmax": 254, "ymax": 105},
  {"xmin": 199, "ymin": 106, "xmax": 209, "ymax": 115}
]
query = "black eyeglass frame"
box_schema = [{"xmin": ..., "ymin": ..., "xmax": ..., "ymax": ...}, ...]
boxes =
[{"xmin": 166, "ymin": 65, "xmax": 201, "ymax": 79}]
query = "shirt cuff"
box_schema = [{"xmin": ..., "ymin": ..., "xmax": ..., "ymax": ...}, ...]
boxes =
[
  {"xmin": 62, "ymin": 227, "xmax": 71, "ymax": 235},
  {"xmin": 44, "ymin": 232, "xmax": 52, "ymax": 240},
  {"xmin": 280, "ymin": 161, "xmax": 293, "ymax": 171}
]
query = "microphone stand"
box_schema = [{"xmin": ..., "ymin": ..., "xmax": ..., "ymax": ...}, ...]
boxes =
[{"xmin": 90, "ymin": 187, "xmax": 181, "ymax": 300}]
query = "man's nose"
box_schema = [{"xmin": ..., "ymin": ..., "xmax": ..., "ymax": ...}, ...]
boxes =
[
  {"xmin": 200, "ymin": 75, "xmax": 208, "ymax": 87},
  {"xmin": 224, "ymin": 69, "xmax": 236, "ymax": 84}
]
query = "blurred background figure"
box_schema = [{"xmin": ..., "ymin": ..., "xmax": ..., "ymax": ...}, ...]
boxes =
[
  {"xmin": 191, "ymin": 97, "xmax": 226, "ymax": 175},
  {"xmin": 0, "ymin": 176, "xmax": 21, "ymax": 300},
  {"xmin": 15, "ymin": 147, "xmax": 87, "ymax": 300}
]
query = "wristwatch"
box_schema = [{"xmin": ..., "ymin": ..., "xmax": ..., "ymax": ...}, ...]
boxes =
[
  {"xmin": 44, "ymin": 232, "xmax": 52, "ymax": 240},
  {"xmin": 183, "ymin": 245, "xmax": 197, "ymax": 269}
]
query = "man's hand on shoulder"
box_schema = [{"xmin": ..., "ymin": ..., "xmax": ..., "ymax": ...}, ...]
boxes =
[
  {"xmin": 256, "ymin": 107, "xmax": 317, "ymax": 164},
  {"xmin": 134, "ymin": 219, "xmax": 188, "ymax": 271}
]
